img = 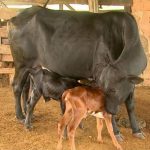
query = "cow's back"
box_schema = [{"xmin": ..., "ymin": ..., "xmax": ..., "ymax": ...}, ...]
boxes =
[
  {"xmin": 9, "ymin": 7, "xmax": 97, "ymax": 78},
  {"xmin": 9, "ymin": 7, "xmax": 146, "ymax": 78}
]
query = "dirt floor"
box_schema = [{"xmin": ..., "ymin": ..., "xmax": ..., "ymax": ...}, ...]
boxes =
[{"xmin": 0, "ymin": 86, "xmax": 150, "ymax": 150}]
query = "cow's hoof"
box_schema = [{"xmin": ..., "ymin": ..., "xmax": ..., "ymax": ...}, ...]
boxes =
[
  {"xmin": 20, "ymin": 119, "xmax": 26, "ymax": 124},
  {"xmin": 133, "ymin": 132, "xmax": 145, "ymax": 139},
  {"xmin": 25, "ymin": 126, "xmax": 33, "ymax": 131},
  {"xmin": 115, "ymin": 133, "xmax": 124, "ymax": 142},
  {"xmin": 16, "ymin": 114, "xmax": 25, "ymax": 121},
  {"xmin": 25, "ymin": 123, "xmax": 33, "ymax": 130},
  {"xmin": 17, "ymin": 118, "xmax": 25, "ymax": 124}
]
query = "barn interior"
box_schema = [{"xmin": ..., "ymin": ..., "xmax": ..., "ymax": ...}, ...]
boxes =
[
  {"xmin": 0, "ymin": 0, "xmax": 150, "ymax": 150},
  {"xmin": 0, "ymin": 0, "xmax": 150, "ymax": 86}
]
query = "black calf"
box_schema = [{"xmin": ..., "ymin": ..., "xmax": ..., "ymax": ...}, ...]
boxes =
[{"xmin": 24, "ymin": 66, "xmax": 80, "ymax": 129}]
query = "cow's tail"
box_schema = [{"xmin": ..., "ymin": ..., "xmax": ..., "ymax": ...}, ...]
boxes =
[{"xmin": 43, "ymin": 0, "xmax": 50, "ymax": 8}]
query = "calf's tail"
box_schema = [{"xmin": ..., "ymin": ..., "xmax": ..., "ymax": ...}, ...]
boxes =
[{"xmin": 62, "ymin": 90, "xmax": 69, "ymax": 102}]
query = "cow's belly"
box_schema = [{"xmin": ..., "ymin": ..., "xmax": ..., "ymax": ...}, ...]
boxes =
[
  {"xmin": 40, "ymin": 40, "xmax": 95, "ymax": 78},
  {"xmin": 36, "ymin": 19, "xmax": 98, "ymax": 78},
  {"xmin": 43, "ymin": 47, "xmax": 93, "ymax": 78}
]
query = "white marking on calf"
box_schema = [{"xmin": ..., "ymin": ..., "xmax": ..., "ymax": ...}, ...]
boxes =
[{"xmin": 91, "ymin": 112, "xmax": 104, "ymax": 118}]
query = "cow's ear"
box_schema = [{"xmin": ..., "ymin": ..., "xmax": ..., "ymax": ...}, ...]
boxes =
[{"xmin": 127, "ymin": 75, "xmax": 144, "ymax": 84}]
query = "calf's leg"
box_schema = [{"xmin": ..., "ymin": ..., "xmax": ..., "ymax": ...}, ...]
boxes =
[
  {"xmin": 57, "ymin": 108, "xmax": 72, "ymax": 150},
  {"xmin": 22, "ymin": 75, "xmax": 30, "ymax": 114},
  {"xmin": 60, "ymin": 100, "xmax": 68, "ymax": 139},
  {"xmin": 67, "ymin": 110, "xmax": 85, "ymax": 150},
  {"xmin": 96, "ymin": 118, "xmax": 103, "ymax": 143},
  {"xmin": 60, "ymin": 100, "xmax": 83, "ymax": 140},
  {"xmin": 112, "ymin": 115, "xmax": 124, "ymax": 142},
  {"xmin": 25, "ymin": 89, "xmax": 41, "ymax": 129},
  {"xmin": 104, "ymin": 114, "xmax": 122, "ymax": 150}
]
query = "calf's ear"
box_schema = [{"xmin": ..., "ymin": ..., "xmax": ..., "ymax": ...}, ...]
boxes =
[{"xmin": 127, "ymin": 75, "xmax": 144, "ymax": 84}]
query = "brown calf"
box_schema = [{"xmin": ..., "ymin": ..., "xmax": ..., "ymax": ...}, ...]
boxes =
[{"xmin": 57, "ymin": 86, "xmax": 122, "ymax": 150}]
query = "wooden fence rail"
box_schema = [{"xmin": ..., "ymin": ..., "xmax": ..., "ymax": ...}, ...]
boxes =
[{"xmin": 0, "ymin": 24, "xmax": 14, "ymax": 84}]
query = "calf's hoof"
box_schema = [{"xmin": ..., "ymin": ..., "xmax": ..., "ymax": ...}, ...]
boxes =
[
  {"xmin": 116, "ymin": 144, "xmax": 123, "ymax": 150},
  {"xmin": 63, "ymin": 132, "xmax": 68, "ymax": 140},
  {"xmin": 79, "ymin": 122, "xmax": 84, "ymax": 129},
  {"xmin": 115, "ymin": 133, "xmax": 124, "ymax": 142},
  {"xmin": 133, "ymin": 132, "xmax": 145, "ymax": 139},
  {"xmin": 97, "ymin": 138, "xmax": 104, "ymax": 144}
]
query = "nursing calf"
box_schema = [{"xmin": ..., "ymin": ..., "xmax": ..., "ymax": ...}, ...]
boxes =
[
  {"xmin": 57, "ymin": 86, "xmax": 122, "ymax": 150},
  {"xmin": 24, "ymin": 66, "xmax": 80, "ymax": 129}
]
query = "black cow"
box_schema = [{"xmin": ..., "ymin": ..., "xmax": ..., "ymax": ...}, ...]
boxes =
[
  {"xmin": 8, "ymin": 6, "xmax": 147, "ymax": 141},
  {"xmin": 24, "ymin": 66, "xmax": 81, "ymax": 129}
]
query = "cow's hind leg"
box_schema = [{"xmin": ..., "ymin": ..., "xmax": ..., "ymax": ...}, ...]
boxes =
[
  {"xmin": 12, "ymin": 68, "xmax": 29, "ymax": 121},
  {"xmin": 125, "ymin": 92, "xmax": 145, "ymax": 139}
]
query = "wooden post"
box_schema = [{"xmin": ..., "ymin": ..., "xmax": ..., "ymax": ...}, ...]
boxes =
[
  {"xmin": 0, "ymin": 8, "xmax": 18, "ymax": 19},
  {"xmin": 9, "ymin": 74, "xmax": 14, "ymax": 85},
  {"xmin": 124, "ymin": 6, "xmax": 132, "ymax": 13},
  {"xmin": 88, "ymin": 0, "xmax": 99, "ymax": 13},
  {"xmin": 59, "ymin": 4, "xmax": 63, "ymax": 10},
  {"xmin": 88, "ymin": 0, "xmax": 93, "ymax": 12}
]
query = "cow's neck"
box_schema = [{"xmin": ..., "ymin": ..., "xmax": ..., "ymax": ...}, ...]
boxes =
[
  {"xmin": 92, "ymin": 63, "xmax": 106, "ymax": 82},
  {"xmin": 114, "ymin": 46, "xmax": 147, "ymax": 76}
]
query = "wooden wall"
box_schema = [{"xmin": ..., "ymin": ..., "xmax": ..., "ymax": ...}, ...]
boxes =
[
  {"xmin": 0, "ymin": 24, "xmax": 14, "ymax": 84},
  {"xmin": 132, "ymin": 0, "xmax": 150, "ymax": 86}
]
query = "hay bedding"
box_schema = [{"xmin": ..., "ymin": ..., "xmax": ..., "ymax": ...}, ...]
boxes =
[{"xmin": 0, "ymin": 87, "xmax": 150, "ymax": 150}]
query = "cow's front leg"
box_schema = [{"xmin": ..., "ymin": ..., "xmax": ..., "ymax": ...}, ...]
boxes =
[
  {"xmin": 25, "ymin": 88, "xmax": 41, "ymax": 129},
  {"xmin": 112, "ymin": 115, "xmax": 124, "ymax": 142},
  {"xmin": 125, "ymin": 92, "xmax": 145, "ymax": 139}
]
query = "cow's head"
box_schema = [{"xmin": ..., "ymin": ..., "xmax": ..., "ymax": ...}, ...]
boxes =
[{"xmin": 98, "ymin": 64, "xmax": 143, "ymax": 115}]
